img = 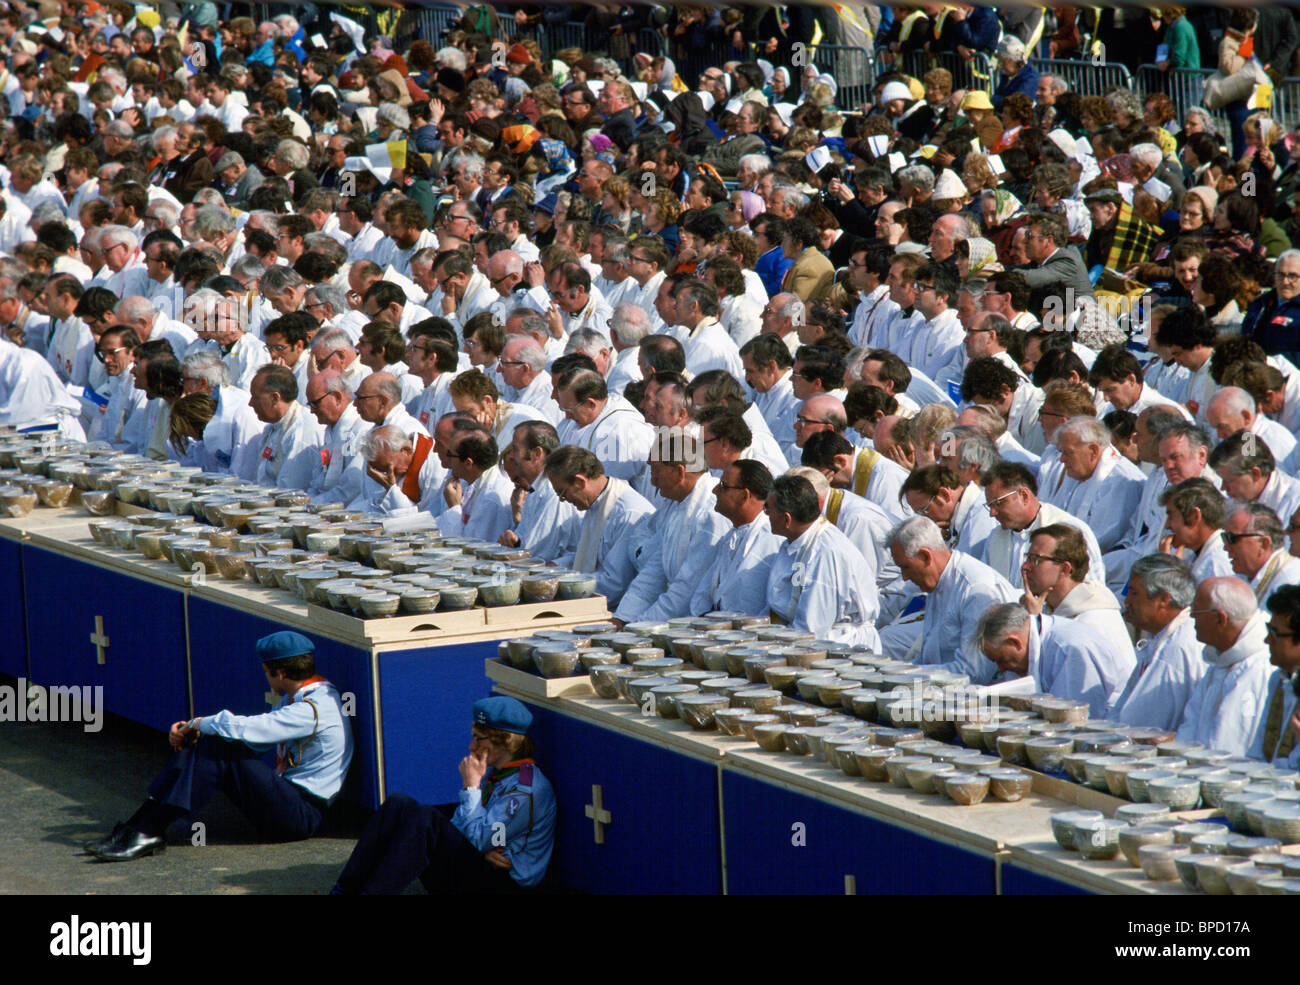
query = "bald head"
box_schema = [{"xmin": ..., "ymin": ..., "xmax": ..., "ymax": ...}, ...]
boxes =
[
  {"xmin": 1206, "ymin": 386, "xmax": 1257, "ymax": 441},
  {"xmin": 354, "ymin": 370, "xmax": 402, "ymax": 423},
  {"xmin": 1193, "ymin": 576, "xmax": 1260, "ymax": 653}
]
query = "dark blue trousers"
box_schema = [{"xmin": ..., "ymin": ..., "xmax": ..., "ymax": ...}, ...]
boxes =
[
  {"xmin": 334, "ymin": 793, "xmax": 521, "ymax": 895},
  {"xmin": 146, "ymin": 735, "xmax": 322, "ymax": 842}
]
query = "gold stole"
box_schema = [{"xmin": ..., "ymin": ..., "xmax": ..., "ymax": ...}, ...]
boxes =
[
  {"xmin": 827, "ymin": 488, "xmax": 844, "ymax": 525},
  {"xmin": 852, "ymin": 448, "xmax": 879, "ymax": 498},
  {"xmin": 1262, "ymin": 678, "xmax": 1297, "ymax": 762}
]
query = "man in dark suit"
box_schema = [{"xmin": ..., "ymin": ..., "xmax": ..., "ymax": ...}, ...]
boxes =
[
  {"xmin": 1017, "ymin": 212, "xmax": 1094, "ymax": 316},
  {"xmin": 164, "ymin": 121, "xmax": 215, "ymax": 205},
  {"xmin": 597, "ymin": 80, "xmax": 640, "ymax": 153}
]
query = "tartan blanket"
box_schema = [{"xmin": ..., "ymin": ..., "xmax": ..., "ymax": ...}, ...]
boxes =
[{"xmin": 1104, "ymin": 202, "xmax": 1162, "ymax": 271}]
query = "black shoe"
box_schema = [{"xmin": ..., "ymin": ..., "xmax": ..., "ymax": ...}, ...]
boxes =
[
  {"xmin": 83, "ymin": 822, "xmax": 128, "ymax": 855},
  {"xmin": 90, "ymin": 826, "xmax": 166, "ymax": 862}
]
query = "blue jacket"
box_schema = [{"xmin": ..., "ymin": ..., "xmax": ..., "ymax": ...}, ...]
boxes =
[
  {"xmin": 1242, "ymin": 290, "xmax": 1300, "ymax": 366},
  {"xmin": 756, "ymin": 245, "xmax": 794, "ymax": 298},
  {"xmin": 453, "ymin": 760, "xmax": 555, "ymax": 888},
  {"xmin": 993, "ymin": 64, "xmax": 1041, "ymax": 111},
  {"xmin": 957, "ymin": 8, "xmax": 1001, "ymax": 52}
]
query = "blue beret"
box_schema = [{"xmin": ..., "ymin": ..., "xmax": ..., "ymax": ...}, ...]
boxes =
[
  {"xmin": 473, "ymin": 696, "xmax": 532, "ymax": 734},
  {"xmin": 532, "ymin": 192, "xmax": 558, "ymax": 215},
  {"xmin": 257, "ymin": 631, "xmax": 315, "ymax": 663}
]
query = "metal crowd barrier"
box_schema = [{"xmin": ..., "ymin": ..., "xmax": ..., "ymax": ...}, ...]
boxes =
[
  {"xmin": 897, "ymin": 50, "xmax": 995, "ymax": 95},
  {"xmin": 1029, "ymin": 57, "xmax": 1132, "ymax": 98},
  {"xmin": 1132, "ymin": 64, "xmax": 1300, "ymax": 141},
  {"xmin": 803, "ymin": 44, "xmax": 876, "ymax": 112}
]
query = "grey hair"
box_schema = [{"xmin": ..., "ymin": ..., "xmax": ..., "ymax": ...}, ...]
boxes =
[
  {"xmin": 361, "ymin": 424, "xmax": 413, "ymax": 460},
  {"xmin": 1185, "ymin": 107, "xmax": 1213, "ymax": 129},
  {"xmin": 261, "ymin": 266, "xmax": 306, "ymax": 295},
  {"xmin": 603, "ymin": 239, "xmax": 631, "ymax": 264},
  {"xmin": 114, "ymin": 296, "xmax": 155, "ymax": 324},
  {"xmin": 308, "ymin": 282, "xmax": 349, "ymax": 313},
  {"xmin": 897, "ymin": 165, "xmax": 935, "ymax": 194},
  {"xmin": 275, "ymin": 139, "xmax": 310, "ymax": 171},
  {"xmin": 774, "ymin": 293, "xmax": 806, "ymax": 327},
  {"xmin": 844, "ymin": 346, "xmax": 869, "ymax": 381},
  {"xmin": 437, "ymin": 46, "xmax": 468, "ymax": 72},
  {"xmin": 943, "ymin": 426, "xmax": 999, "ymax": 473},
  {"xmin": 99, "ymin": 224, "xmax": 138, "ymax": 250},
  {"xmin": 888, "ymin": 515, "xmax": 947, "ymax": 556},
  {"xmin": 771, "ymin": 183, "xmax": 808, "ymax": 211},
  {"xmin": 508, "ymin": 307, "xmax": 550, "ymax": 340},
  {"xmin": 739, "ymin": 153, "xmax": 772, "ymax": 175},
  {"xmin": 1203, "ymin": 577, "xmax": 1260, "ymax": 625},
  {"xmin": 231, "ymin": 255, "xmax": 266, "ymax": 283},
  {"xmin": 1231, "ymin": 502, "xmax": 1286, "ymax": 551},
  {"xmin": 458, "ymin": 152, "xmax": 485, "ymax": 180},
  {"xmin": 507, "ymin": 337, "xmax": 548, "ymax": 372},
  {"xmin": 960, "ymin": 277, "xmax": 989, "ymax": 301},
  {"xmin": 977, "ymin": 602, "xmax": 1030, "ymax": 645},
  {"xmin": 1129, "ymin": 554, "xmax": 1196, "ymax": 609},
  {"xmin": 1129, "ymin": 143, "xmax": 1163, "ymax": 169},
  {"xmin": 1276, "ymin": 248, "xmax": 1300, "ymax": 268},
  {"xmin": 787, "ymin": 465, "xmax": 830, "ymax": 499},
  {"xmin": 147, "ymin": 200, "xmax": 180, "ymax": 228},
  {"xmin": 566, "ymin": 327, "xmax": 610, "ymax": 359},
  {"xmin": 244, "ymin": 210, "xmax": 281, "ymax": 236},
  {"xmin": 493, "ymin": 251, "xmax": 524, "ymax": 277},
  {"xmin": 312, "ymin": 326, "xmax": 354, "ymax": 353},
  {"xmin": 959, "ymin": 403, "xmax": 1008, "ymax": 439},
  {"xmin": 192, "ymin": 205, "xmax": 236, "ymax": 240},
  {"xmin": 610, "ymin": 303, "xmax": 650, "ymax": 346},
  {"xmin": 1042, "ymin": 74, "xmax": 1068, "ymax": 95},
  {"xmin": 1057, "ymin": 416, "xmax": 1111, "ymax": 450},
  {"xmin": 372, "ymin": 375, "xmax": 403, "ymax": 405},
  {"xmin": 185, "ymin": 287, "xmax": 224, "ymax": 320},
  {"xmin": 1106, "ymin": 89, "xmax": 1143, "ymax": 121},
  {"xmin": 315, "ymin": 371, "xmax": 352, "ymax": 398},
  {"xmin": 1207, "ymin": 385, "xmax": 1255, "ymax": 419},
  {"xmin": 181, "ymin": 349, "xmax": 230, "ymax": 388},
  {"xmin": 192, "ymin": 188, "xmax": 227, "ymax": 208},
  {"xmin": 32, "ymin": 202, "xmax": 66, "ymax": 227},
  {"xmin": 152, "ymin": 125, "xmax": 178, "ymax": 150}
]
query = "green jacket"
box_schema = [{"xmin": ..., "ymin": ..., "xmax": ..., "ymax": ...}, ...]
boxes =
[{"xmin": 1167, "ymin": 17, "xmax": 1201, "ymax": 69}]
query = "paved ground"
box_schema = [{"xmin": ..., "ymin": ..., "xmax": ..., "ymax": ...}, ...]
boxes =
[{"xmin": 0, "ymin": 708, "xmax": 365, "ymax": 895}]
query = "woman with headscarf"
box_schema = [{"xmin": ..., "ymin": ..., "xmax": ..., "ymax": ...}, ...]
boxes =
[
  {"xmin": 724, "ymin": 189, "xmax": 764, "ymax": 234},
  {"xmin": 1205, "ymin": 190, "xmax": 1265, "ymax": 261},
  {"xmin": 981, "ymin": 187, "xmax": 1027, "ymax": 265}
]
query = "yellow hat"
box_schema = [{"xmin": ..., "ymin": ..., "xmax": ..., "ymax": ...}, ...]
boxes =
[
  {"xmin": 906, "ymin": 76, "xmax": 924, "ymax": 101},
  {"xmin": 137, "ymin": 9, "xmax": 160, "ymax": 28},
  {"xmin": 961, "ymin": 90, "xmax": 994, "ymax": 112}
]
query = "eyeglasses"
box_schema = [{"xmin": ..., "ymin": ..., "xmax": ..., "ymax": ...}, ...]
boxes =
[
  {"xmin": 95, "ymin": 346, "xmax": 126, "ymax": 361},
  {"xmin": 984, "ymin": 488, "xmax": 1021, "ymax": 513},
  {"xmin": 307, "ymin": 393, "xmax": 331, "ymax": 408},
  {"xmin": 1225, "ymin": 531, "xmax": 1269, "ymax": 544},
  {"xmin": 499, "ymin": 359, "xmax": 527, "ymax": 368},
  {"xmin": 911, "ymin": 282, "xmax": 935, "ymax": 293},
  {"xmin": 1266, "ymin": 625, "xmax": 1300, "ymax": 640},
  {"xmin": 354, "ymin": 393, "xmax": 383, "ymax": 403},
  {"xmin": 1023, "ymin": 553, "xmax": 1062, "ymax": 567},
  {"xmin": 266, "ymin": 342, "xmax": 292, "ymax": 353},
  {"xmin": 795, "ymin": 416, "xmax": 827, "ymax": 428},
  {"xmin": 716, "ymin": 482, "xmax": 746, "ymax": 492}
]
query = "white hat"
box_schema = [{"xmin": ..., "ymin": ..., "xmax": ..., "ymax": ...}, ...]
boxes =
[
  {"xmin": 997, "ymin": 36, "xmax": 1026, "ymax": 63},
  {"xmin": 933, "ymin": 169, "xmax": 966, "ymax": 201},
  {"xmin": 1046, "ymin": 128, "xmax": 1077, "ymax": 158},
  {"xmin": 880, "ymin": 81, "xmax": 912, "ymax": 105}
]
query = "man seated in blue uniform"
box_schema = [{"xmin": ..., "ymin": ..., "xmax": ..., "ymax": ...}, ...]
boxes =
[
  {"xmin": 332, "ymin": 696, "xmax": 555, "ymax": 894},
  {"xmin": 83, "ymin": 631, "xmax": 354, "ymax": 862}
]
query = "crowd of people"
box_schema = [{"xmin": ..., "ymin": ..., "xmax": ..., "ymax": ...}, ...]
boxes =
[{"xmin": 5, "ymin": 0, "xmax": 1300, "ymax": 871}]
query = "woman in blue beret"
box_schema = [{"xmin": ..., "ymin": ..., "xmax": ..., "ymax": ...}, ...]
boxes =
[{"xmin": 333, "ymin": 696, "xmax": 556, "ymax": 894}]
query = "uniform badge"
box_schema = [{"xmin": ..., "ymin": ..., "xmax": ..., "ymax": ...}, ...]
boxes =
[
  {"xmin": 262, "ymin": 445, "xmax": 273, "ymax": 460},
  {"xmin": 503, "ymin": 795, "xmax": 522, "ymax": 819},
  {"xmin": 321, "ymin": 448, "xmax": 331, "ymax": 466}
]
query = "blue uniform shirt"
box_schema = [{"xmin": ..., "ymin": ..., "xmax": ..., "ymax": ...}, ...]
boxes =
[
  {"xmin": 196, "ymin": 680, "xmax": 354, "ymax": 803},
  {"xmin": 453, "ymin": 761, "xmax": 555, "ymax": 889}
]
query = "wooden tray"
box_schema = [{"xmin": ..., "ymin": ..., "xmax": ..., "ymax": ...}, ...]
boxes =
[{"xmin": 485, "ymin": 657, "xmax": 594, "ymax": 699}]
